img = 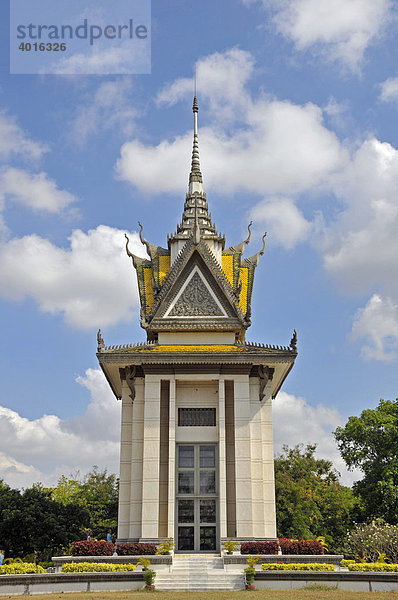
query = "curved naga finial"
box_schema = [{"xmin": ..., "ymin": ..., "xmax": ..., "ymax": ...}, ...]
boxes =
[
  {"xmin": 245, "ymin": 232, "xmax": 267, "ymax": 266},
  {"xmin": 245, "ymin": 221, "xmax": 253, "ymax": 246},
  {"xmin": 125, "ymin": 233, "xmax": 134, "ymax": 258},
  {"xmin": 290, "ymin": 329, "xmax": 298, "ymax": 352},
  {"xmin": 227, "ymin": 221, "xmax": 253, "ymax": 255},
  {"xmin": 137, "ymin": 221, "xmax": 166, "ymax": 259},
  {"xmin": 97, "ymin": 329, "xmax": 105, "ymax": 352}
]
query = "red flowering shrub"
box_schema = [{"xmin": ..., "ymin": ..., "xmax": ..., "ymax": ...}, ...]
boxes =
[
  {"xmin": 298, "ymin": 540, "xmax": 324, "ymax": 555},
  {"xmin": 240, "ymin": 541, "xmax": 279, "ymax": 555},
  {"xmin": 116, "ymin": 543, "xmax": 157, "ymax": 556},
  {"xmin": 278, "ymin": 538, "xmax": 299, "ymax": 554},
  {"xmin": 278, "ymin": 538, "xmax": 324, "ymax": 555},
  {"xmin": 72, "ymin": 540, "xmax": 114, "ymax": 556}
]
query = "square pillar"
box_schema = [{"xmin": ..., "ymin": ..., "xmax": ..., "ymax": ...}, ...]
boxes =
[
  {"xmin": 141, "ymin": 375, "xmax": 161, "ymax": 539},
  {"xmin": 218, "ymin": 378, "xmax": 227, "ymax": 538},
  {"xmin": 167, "ymin": 377, "xmax": 176, "ymax": 538},
  {"xmin": 233, "ymin": 375, "xmax": 253, "ymax": 538}
]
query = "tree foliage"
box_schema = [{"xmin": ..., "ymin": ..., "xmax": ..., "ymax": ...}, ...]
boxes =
[
  {"xmin": 52, "ymin": 466, "xmax": 118, "ymax": 539},
  {"xmin": 274, "ymin": 444, "xmax": 358, "ymax": 551},
  {"xmin": 0, "ymin": 467, "xmax": 118, "ymax": 560},
  {"xmin": 0, "ymin": 481, "xmax": 88, "ymax": 560},
  {"xmin": 334, "ymin": 398, "xmax": 398, "ymax": 523}
]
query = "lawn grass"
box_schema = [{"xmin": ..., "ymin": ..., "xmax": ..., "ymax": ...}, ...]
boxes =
[{"xmin": 5, "ymin": 591, "xmax": 398, "ymax": 600}]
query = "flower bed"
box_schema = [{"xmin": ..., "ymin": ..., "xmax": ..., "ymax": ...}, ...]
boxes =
[
  {"xmin": 278, "ymin": 538, "xmax": 324, "ymax": 555},
  {"xmin": 72, "ymin": 541, "xmax": 114, "ymax": 556},
  {"xmin": 0, "ymin": 563, "xmax": 45, "ymax": 575},
  {"xmin": 62, "ymin": 562, "xmax": 136, "ymax": 573},
  {"xmin": 261, "ymin": 563, "xmax": 334, "ymax": 571},
  {"xmin": 241, "ymin": 541, "xmax": 279, "ymax": 554},
  {"xmin": 116, "ymin": 543, "xmax": 157, "ymax": 556},
  {"xmin": 348, "ymin": 562, "xmax": 398, "ymax": 572}
]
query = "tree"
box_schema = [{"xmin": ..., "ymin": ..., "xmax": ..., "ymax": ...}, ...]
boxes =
[
  {"xmin": 0, "ymin": 481, "xmax": 88, "ymax": 559},
  {"xmin": 52, "ymin": 466, "xmax": 118, "ymax": 539},
  {"xmin": 334, "ymin": 397, "xmax": 398, "ymax": 523},
  {"xmin": 274, "ymin": 444, "xmax": 358, "ymax": 551}
]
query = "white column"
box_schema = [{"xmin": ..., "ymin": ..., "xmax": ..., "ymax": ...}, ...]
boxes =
[
  {"xmin": 128, "ymin": 378, "xmax": 145, "ymax": 539},
  {"xmin": 117, "ymin": 381, "xmax": 132, "ymax": 540},
  {"xmin": 249, "ymin": 378, "xmax": 265, "ymax": 538},
  {"xmin": 261, "ymin": 378, "xmax": 277, "ymax": 537},
  {"xmin": 218, "ymin": 377, "xmax": 227, "ymax": 539},
  {"xmin": 167, "ymin": 377, "xmax": 176, "ymax": 538},
  {"xmin": 141, "ymin": 375, "xmax": 161, "ymax": 539},
  {"xmin": 234, "ymin": 374, "xmax": 253, "ymax": 538}
]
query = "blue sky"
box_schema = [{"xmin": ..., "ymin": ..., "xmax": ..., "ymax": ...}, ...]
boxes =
[{"xmin": 0, "ymin": 0, "xmax": 398, "ymax": 488}]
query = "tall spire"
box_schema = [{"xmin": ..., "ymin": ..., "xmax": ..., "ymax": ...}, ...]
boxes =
[
  {"xmin": 167, "ymin": 96, "xmax": 225, "ymax": 257},
  {"xmin": 189, "ymin": 96, "xmax": 203, "ymax": 194}
]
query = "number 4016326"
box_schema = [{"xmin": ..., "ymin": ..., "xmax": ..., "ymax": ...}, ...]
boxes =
[{"xmin": 19, "ymin": 42, "xmax": 67, "ymax": 51}]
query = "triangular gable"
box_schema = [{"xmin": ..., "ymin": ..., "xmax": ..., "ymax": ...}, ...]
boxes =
[
  {"xmin": 165, "ymin": 267, "xmax": 227, "ymax": 318},
  {"xmin": 145, "ymin": 240, "xmax": 246, "ymax": 332}
]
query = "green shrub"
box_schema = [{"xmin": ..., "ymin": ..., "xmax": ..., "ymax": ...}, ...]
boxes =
[
  {"xmin": 261, "ymin": 563, "xmax": 335, "ymax": 571},
  {"xmin": 340, "ymin": 559, "xmax": 355, "ymax": 567},
  {"xmin": 61, "ymin": 562, "xmax": 136, "ymax": 573},
  {"xmin": 244, "ymin": 566, "xmax": 255, "ymax": 584},
  {"xmin": 348, "ymin": 562, "xmax": 398, "ymax": 572},
  {"xmin": 143, "ymin": 568, "xmax": 156, "ymax": 586},
  {"xmin": 0, "ymin": 563, "xmax": 45, "ymax": 575}
]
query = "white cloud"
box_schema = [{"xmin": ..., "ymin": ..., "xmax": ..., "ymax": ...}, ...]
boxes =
[
  {"xmin": 0, "ymin": 225, "xmax": 146, "ymax": 329},
  {"xmin": 116, "ymin": 101, "xmax": 344, "ymax": 196},
  {"xmin": 0, "ymin": 109, "xmax": 47, "ymax": 162},
  {"xmin": 273, "ymin": 391, "xmax": 361, "ymax": 485},
  {"xmin": 351, "ymin": 294, "xmax": 398, "ymax": 361},
  {"xmin": 323, "ymin": 139, "xmax": 398, "ymax": 296},
  {"xmin": 267, "ymin": 0, "xmax": 391, "ymax": 70},
  {"xmin": 251, "ymin": 197, "xmax": 312, "ymax": 249},
  {"xmin": 69, "ymin": 79, "xmax": 138, "ymax": 145},
  {"xmin": 157, "ymin": 48, "xmax": 254, "ymax": 122},
  {"xmin": 379, "ymin": 76, "xmax": 398, "ymax": 103},
  {"xmin": 0, "ymin": 167, "xmax": 77, "ymax": 213},
  {"xmin": 42, "ymin": 41, "xmax": 149, "ymax": 75},
  {"xmin": 0, "ymin": 369, "xmax": 121, "ymax": 489}
]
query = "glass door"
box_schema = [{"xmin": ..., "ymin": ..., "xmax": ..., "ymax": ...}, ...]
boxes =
[{"xmin": 176, "ymin": 444, "xmax": 218, "ymax": 552}]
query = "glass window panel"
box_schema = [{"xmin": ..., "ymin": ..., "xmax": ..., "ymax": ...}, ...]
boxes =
[
  {"xmin": 200, "ymin": 445, "xmax": 215, "ymax": 468},
  {"xmin": 178, "ymin": 499, "xmax": 194, "ymax": 523},
  {"xmin": 200, "ymin": 526, "xmax": 216, "ymax": 551},
  {"xmin": 178, "ymin": 445, "xmax": 194, "ymax": 468},
  {"xmin": 200, "ymin": 470, "xmax": 216, "ymax": 494},
  {"xmin": 200, "ymin": 499, "xmax": 216, "ymax": 523},
  {"xmin": 178, "ymin": 471, "xmax": 194, "ymax": 494},
  {"xmin": 178, "ymin": 526, "xmax": 194, "ymax": 551}
]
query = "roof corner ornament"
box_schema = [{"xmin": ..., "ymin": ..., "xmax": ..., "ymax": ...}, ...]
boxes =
[
  {"xmin": 97, "ymin": 329, "xmax": 105, "ymax": 352},
  {"xmin": 290, "ymin": 329, "xmax": 298, "ymax": 352},
  {"xmin": 245, "ymin": 221, "xmax": 253, "ymax": 246},
  {"xmin": 259, "ymin": 232, "xmax": 267, "ymax": 256},
  {"xmin": 245, "ymin": 232, "xmax": 267, "ymax": 266}
]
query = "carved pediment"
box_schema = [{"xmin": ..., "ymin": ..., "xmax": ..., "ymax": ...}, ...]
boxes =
[{"xmin": 167, "ymin": 270, "xmax": 225, "ymax": 318}]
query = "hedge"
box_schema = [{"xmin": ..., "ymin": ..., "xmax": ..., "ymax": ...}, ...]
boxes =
[
  {"xmin": 341, "ymin": 559, "xmax": 356, "ymax": 567},
  {"xmin": 0, "ymin": 563, "xmax": 46, "ymax": 575},
  {"xmin": 348, "ymin": 563, "xmax": 398, "ymax": 572},
  {"xmin": 62, "ymin": 562, "xmax": 136, "ymax": 573},
  {"xmin": 241, "ymin": 541, "xmax": 279, "ymax": 555},
  {"xmin": 262, "ymin": 563, "xmax": 335, "ymax": 571},
  {"xmin": 116, "ymin": 543, "xmax": 157, "ymax": 556},
  {"xmin": 72, "ymin": 540, "xmax": 114, "ymax": 556},
  {"xmin": 278, "ymin": 538, "xmax": 324, "ymax": 555}
]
